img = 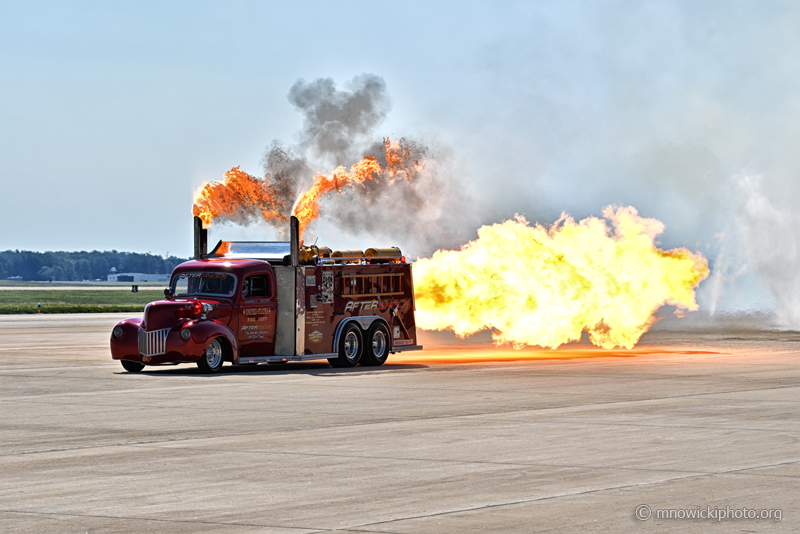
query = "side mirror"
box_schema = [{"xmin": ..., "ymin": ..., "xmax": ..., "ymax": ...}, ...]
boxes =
[{"xmin": 164, "ymin": 287, "xmax": 173, "ymax": 299}]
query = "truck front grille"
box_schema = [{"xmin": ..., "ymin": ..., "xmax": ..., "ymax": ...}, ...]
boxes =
[{"xmin": 138, "ymin": 327, "xmax": 170, "ymax": 357}]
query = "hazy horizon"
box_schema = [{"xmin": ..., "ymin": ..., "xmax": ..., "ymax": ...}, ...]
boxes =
[{"xmin": 4, "ymin": 1, "xmax": 800, "ymax": 321}]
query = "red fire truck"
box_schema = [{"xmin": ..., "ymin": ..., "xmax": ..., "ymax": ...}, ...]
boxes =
[{"xmin": 110, "ymin": 216, "xmax": 422, "ymax": 373}]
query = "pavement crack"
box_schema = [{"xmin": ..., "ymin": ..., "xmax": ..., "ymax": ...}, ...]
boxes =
[
  {"xmin": 342, "ymin": 472, "xmax": 708, "ymax": 529},
  {"xmin": 0, "ymin": 508, "xmax": 329, "ymax": 531}
]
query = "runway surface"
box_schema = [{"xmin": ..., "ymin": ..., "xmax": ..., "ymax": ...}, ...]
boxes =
[{"xmin": 0, "ymin": 314, "xmax": 797, "ymax": 533}]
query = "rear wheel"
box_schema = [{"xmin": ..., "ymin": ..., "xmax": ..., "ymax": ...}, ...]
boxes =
[
  {"xmin": 121, "ymin": 360, "xmax": 144, "ymax": 373},
  {"xmin": 197, "ymin": 337, "xmax": 224, "ymax": 374},
  {"xmin": 329, "ymin": 323, "xmax": 362, "ymax": 368},
  {"xmin": 361, "ymin": 323, "xmax": 390, "ymax": 366}
]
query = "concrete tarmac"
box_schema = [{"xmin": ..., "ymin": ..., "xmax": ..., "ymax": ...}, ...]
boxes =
[{"xmin": 0, "ymin": 314, "xmax": 797, "ymax": 533}]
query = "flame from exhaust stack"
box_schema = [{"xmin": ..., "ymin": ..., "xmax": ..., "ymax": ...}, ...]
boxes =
[
  {"xmin": 291, "ymin": 139, "xmax": 423, "ymax": 238},
  {"xmin": 413, "ymin": 207, "xmax": 709, "ymax": 350},
  {"xmin": 384, "ymin": 138, "xmax": 420, "ymax": 177},
  {"xmin": 291, "ymin": 156, "xmax": 382, "ymax": 240},
  {"xmin": 192, "ymin": 166, "xmax": 286, "ymax": 228},
  {"xmin": 192, "ymin": 139, "xmax": 421, "ymax": 235}
]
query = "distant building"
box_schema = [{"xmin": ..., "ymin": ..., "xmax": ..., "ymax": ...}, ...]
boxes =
[{"xmin": 107, "ymin": 268, "xmax": 170, "ymax": 283}]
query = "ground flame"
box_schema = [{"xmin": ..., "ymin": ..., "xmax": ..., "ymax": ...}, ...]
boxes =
[{"xmin": 413, "ymin": 207, "xmax": 709, "ymax": 350}]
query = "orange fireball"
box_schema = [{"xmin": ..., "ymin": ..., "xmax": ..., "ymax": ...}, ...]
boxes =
[
  {"xmin": 413, "ymin": 207, "xmax": 709, "ymax": 350},
  {"xmin": 193, "ymin": 138, "xmax": 422, "ymax": 236},
  {"xmin": 384, "ymin": 138, "xmax": 421, "ymax": 178},
  {"xmin": 292, "ymin": 156, "xmax": 382, "ymax": 238},
  {"xmin": 192, "ymin": 166, "xmax": 285, "ymax": 228}
]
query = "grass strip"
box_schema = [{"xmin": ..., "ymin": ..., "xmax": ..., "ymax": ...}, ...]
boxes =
[
  {"xmin": 0, "ymin": 305, "xmax": 146, "ymax": 314},
  {"xmin": 0, "ymin": 290, "xmax": 156, "ymax": 314}
]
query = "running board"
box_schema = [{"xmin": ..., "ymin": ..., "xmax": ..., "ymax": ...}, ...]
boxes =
[
  {"xmin": 239, "ymin": 353, "xmax": 338, "ymax": 364},
  {"xmin": 391, "ymin": 345, "xmax": 423, "ymax": 352}
]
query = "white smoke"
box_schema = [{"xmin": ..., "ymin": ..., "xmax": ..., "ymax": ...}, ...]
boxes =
[
  {"xmin": 706, "ymin": 174, "xmax": 800, "ymax": 328},
  {"xmin": 735, "ymin": 174, "xmax": 800, "ymax": 327},
  {"xmin": 704, "ymin": 241, "xmax": 747, "ymax": 317}
]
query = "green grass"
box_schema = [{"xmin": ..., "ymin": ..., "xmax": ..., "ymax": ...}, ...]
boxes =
[
  {"xmin": 0, "ymin": 290, "xmax": 160, "ymax": 314},
  {"xmin": 0, "ymin": 280, "xmax": 167, "ymax": 287}
]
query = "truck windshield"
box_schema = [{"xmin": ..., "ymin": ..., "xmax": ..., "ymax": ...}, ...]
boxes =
[{"xmin": 172, "ymin": 272, "xmax": 237, "ymax": 297}]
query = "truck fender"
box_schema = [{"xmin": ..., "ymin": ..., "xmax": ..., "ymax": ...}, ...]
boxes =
[
  {"xmin": 184, "ymin": 319, "xmax": 240, "ymax": 364},
  {"xmin": 332, "ymin": 316, "xmax": 388, "ymax": 354},
  {"xmin": 110, "ymin": 318, "xmax": 143, "ymax": 360}
]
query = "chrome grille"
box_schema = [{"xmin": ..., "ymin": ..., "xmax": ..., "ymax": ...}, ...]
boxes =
[{"xmin": 138, "ymin": 327, "xmax": 170, "ymax": 357}]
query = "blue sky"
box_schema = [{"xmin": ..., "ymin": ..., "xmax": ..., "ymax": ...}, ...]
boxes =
[{"xmin": 3, "ymin": 0, "xmax": 800, "ymax": 314}]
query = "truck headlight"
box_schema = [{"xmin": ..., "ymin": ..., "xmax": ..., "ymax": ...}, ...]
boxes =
[
  {"xmin": 181, "ymin": 328, "xmax": 191, "ymax": 340},
  {"xmin": 113, "ymin": 326, "xmax": 123, "ymax": 338}
]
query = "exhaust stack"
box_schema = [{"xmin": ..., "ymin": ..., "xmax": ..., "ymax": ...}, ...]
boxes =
[
  {"xmin": 290, "ymin": 216, "xmax": 299, "ymax": 267},
  {"xmin": 193, "ymin": 216, "xmax": 207, "ymax": 260}
]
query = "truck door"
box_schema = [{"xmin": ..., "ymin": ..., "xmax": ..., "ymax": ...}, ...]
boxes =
[
  {"xmin": 237, "ymin": 272, "xmax": 278, "ymax": 358},
  {"xmin": 304, "ymin": 267, "xmax": 336, "ymax": 354}
]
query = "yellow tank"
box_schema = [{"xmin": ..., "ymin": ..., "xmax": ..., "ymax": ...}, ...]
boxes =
[
  {"xmin": 300, "ymin": 245, "xmax": 333, "ymax": 264},
  {"xmin": 332, "ymin": 250, "xmax": 364, "ymax": 263},
  {"xmin": 365, "ymin": 247, "xmax": 402, "ymax": 263}
]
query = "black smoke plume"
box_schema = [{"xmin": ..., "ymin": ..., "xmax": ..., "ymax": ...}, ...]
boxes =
[{"xmin": 203, "ymin": 73, "xmax": 476, "ymax": 256}]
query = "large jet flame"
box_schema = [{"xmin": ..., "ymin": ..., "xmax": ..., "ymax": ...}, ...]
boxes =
[{"xmin": 413, "ymin": 207, "xmax": 709, "ymax": 349}]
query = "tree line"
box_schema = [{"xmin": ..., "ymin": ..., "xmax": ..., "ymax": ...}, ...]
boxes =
[{"xmin": 0, "ymin": 250, "xmax": 190, "ymax": 281}]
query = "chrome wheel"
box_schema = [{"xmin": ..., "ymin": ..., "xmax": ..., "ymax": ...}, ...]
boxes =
[
  {"xmin": 344, "ymin": 330, "xmax": 360, "ymax": 361},
  {"xmin": 205, "ymin": 338, "xmax": 223, "ymax": 368},
  {"xmin": 330, "ymin": 323, "xmax": 363, "ymax": 367},
  {"xmin": 361, "ymin": 322, "xmax": 390, "ymax": 366},
  {"xmin": 372, "ymin": 330, "xmax": 386, "ymax": 359},
  {"xmin": 197, "ymin": 337, "xmax": 224, "ymax": 373}
]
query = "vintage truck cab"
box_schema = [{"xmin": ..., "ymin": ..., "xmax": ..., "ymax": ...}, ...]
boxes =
[{"xmin": 110, "ymin": 217, "xmax": 422, "ymax": 373}]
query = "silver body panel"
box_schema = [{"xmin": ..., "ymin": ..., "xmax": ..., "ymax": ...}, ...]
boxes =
[
  {"xmin": 273, "ymin": 266, "xmax": 297, "ymax": 356},
  {"xmin": 295, "ymin": 267, "xmax": 305, "ymax": 356},
  {"xmin": 273, "ymin": 265, "xmax": 306, "ymax": 357}
]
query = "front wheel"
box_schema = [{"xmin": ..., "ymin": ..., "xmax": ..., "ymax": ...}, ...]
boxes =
[
  {"xmin": 121, "ymin": 360, "xmax": 144, "ymax": 373},
  {"xmin": 329, "ymin": 323, "xmax": 363, "ymax": 368},
  {"xmin": 197, "ymin": 337, "xmax": 224, "ymax": 374},
  {"xmin": 361, "ymin": 323, "xmax": 390, "ymax": 366}
]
